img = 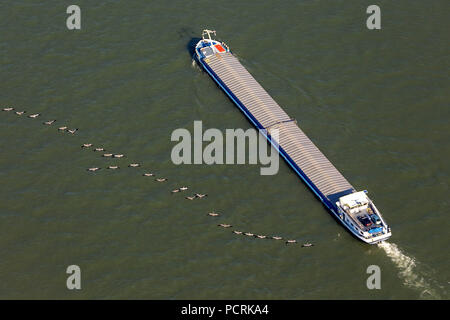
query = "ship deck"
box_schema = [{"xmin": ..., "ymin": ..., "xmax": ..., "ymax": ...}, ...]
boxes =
[{"xmin": 201, "ymin": 51, "xmax": 355, "ymax": 203}]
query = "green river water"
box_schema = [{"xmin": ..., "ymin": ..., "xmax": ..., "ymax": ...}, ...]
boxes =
[{"xmin": 0, "ymin": 0, "xmax": 449, "ymax": 299}]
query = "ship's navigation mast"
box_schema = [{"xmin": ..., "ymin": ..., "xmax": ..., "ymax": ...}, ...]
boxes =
[{"xmin": 202, "ymin": 29, "xmax": 216, "ymax": 41}]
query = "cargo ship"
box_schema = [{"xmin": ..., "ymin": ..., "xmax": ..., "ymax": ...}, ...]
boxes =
[{"xmin": 194, "ymin": 30, "xmax": 391, "ymax": 244}]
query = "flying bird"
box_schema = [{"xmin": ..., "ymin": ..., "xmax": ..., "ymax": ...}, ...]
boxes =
[
  {"xmin": 67, "ymin": 128, "xmax": 78, "ymax": 134},
  {"xmin": 143, "ymin": 173, "xmax": 154, "ymax": 177},
  {"xmin": 43, "ymin": 120, "xmax": 56, "ymax": 125},
  {"xmin": 28, "ymin": 113, "xmax": 40, "ymax": 118},
  {"xmin": 128, "ymin": 163, "xmax": 140, "ymax": 167},
  {"xmin": 218, "ymin": 224, "xmax": 232, "ymax": 228},
  {"xmin": 302, "ymin": 243, "xmax": 314, "ymax": 248},
  {"xmin": 107, "ymin": 165, "xmax": 119, "ymax": 170},
  {"xmin": 81, "ymin": 143, "xmax": 93, "ymax": 148},
  {"xmin": 15, "ymin": 111, "xmax": 26, "ymax": 116},
  {"xmin": 155, "ymin": 178, "xmax": 167, "ymax": 182},
  {"xmin": 207, "ymin": 212, "xmax": 220, "ymax": 217},
  {"xmin": 87, "ymin": 167, "xmax": 100, "ymax": 172},
  {"xmin": 2, "ymin": 107, "xmax": 14, "ymax": 112}
]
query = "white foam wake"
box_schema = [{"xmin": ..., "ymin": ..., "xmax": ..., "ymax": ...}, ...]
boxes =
[
  {"xmin": 191, "ymin": 59, "xmax": 201, "ymax": 71},
  {"xmin": 378, "ymin": 241, "xmax": 441, "ymax": 299}
]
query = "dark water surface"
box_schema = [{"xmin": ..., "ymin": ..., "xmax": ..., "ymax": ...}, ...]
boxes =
[{"xmin": 0, "ymin": 0, "xmax": 449, "ymax": 299}]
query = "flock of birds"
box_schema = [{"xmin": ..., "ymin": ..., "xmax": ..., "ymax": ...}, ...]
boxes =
[
  {"xmin": 2, "ymin": 106, "xmax": 314, "ymax": 247},
  {"xmin": 216, "ymin": 218, "xmax": 313, "ymax": 246}
]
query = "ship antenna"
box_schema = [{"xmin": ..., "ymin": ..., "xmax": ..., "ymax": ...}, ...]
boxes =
[{"xmin": 202, "ymin": 29, "xmax": 216, "ymax": 41}]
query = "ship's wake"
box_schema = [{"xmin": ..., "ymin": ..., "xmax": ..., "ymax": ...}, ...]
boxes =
[
  {"xmin": 191, "ymin": 59, "xmax": 201, "ymax": 71},
  {"xmin": 378, "ymin": 241, "xmax": 442, "ymax": 299}
]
